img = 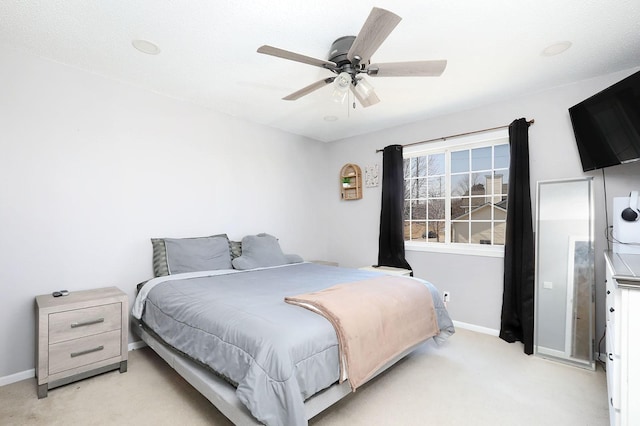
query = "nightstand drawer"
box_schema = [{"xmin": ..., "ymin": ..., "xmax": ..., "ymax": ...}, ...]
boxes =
[
  {"xmin": 49, "ymin": 329, "xmax": 122, "ymax": 374},
  {"xmin": 49, "ymin": 303, "xmax": 122, "ymax": 344}
]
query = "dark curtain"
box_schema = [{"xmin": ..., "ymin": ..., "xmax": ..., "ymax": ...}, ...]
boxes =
[
  {"xmin": 499, "ymin": 118, "xmax": 535, "ymax": 354},
  {"xmin": 377, "ymin": 144, "xmax": 412, "ymax": 273}
]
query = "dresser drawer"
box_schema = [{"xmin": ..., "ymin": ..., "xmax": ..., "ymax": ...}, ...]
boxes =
[
  {"xmin": 606, "ymin": 330, "xmax": 621, "ymax": 411},
  {"xmin": 49, "ymin": 303, "xmax": 122, "ymax": 344},
  {"xmin": 49, "ymin": 329, "xmax": 122, "ymax": 375}
]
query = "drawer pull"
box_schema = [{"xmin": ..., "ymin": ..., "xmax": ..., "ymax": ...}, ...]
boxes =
[
  {"xmin": 610, "ymin": 307, "xmax": 615, "ymax": 313},
  {"xmin": 609, "ymin": 353, "xmax": 614, "ymax": 361},
  {"xmin": 70, "ymin": 318, "xmax": 104, "ymax": 328},
  {"xmin": 70, "ymin": 345, "xmax": 104, "ymax": 358}
]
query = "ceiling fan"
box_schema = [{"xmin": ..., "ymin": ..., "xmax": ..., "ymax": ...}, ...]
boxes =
[{"xmin": 257, "ymin": 7, "xmax": 447, "ymax": 108}]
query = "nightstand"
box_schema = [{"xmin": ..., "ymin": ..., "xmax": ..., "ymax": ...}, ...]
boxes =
[
  {"xmin": 359, "ymin": 265, "xmax": 412, "ymax": 276},
  {"xmin": 35, "ymin": 286, "xmax": 128, "ymax": 398}
]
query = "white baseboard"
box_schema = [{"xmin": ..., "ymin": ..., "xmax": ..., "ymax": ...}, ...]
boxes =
[
  {"xmin": 453, "ymin": 320, "xmax": 499, "ymax": 336},
  {"xmin": 0, "ymin": 369, "xmax": 35, "ymax": 387},
  {"xmin": 1, "ymin": 341, "xmax": 149, "ymax": 387}
]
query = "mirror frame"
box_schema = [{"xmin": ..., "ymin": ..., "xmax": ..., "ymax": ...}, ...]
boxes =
[{"xmin": 533, "ymin": 177, "xmax": 595, "ymax": 369}]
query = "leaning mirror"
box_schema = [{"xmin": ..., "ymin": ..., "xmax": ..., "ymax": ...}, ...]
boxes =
[{"xmin": 534, "ymin": 177, "xmax": 594, "ymax": 369}]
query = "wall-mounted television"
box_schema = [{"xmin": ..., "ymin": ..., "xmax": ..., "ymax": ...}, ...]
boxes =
[{"xmin": 569, "ymin": 70, "xmax": 640, "ymax": 172}]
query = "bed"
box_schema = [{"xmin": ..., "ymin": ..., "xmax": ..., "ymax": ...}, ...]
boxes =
[{"xmin": 132, "ymin": 233, "xmax": 454, "ymax": 425}]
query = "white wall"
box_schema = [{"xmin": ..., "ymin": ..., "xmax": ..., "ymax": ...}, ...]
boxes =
[
  {"xmin": 325, "ymin": 67, "xmax": 640, "ymax": 345},
  {"xmin": 0, "ymin": 45, "xmax": 329, "ymax": 378}
]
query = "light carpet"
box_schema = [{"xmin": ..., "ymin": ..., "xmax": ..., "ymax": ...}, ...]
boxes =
[{"xmin": 0, "ymin": 328, "xmax": 608, "ymax": 425}]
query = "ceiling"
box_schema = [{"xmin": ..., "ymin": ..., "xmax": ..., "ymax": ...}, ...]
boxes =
[{"xmin": 1, "ymin": 1, "xmax": 639, "ymax": 142}]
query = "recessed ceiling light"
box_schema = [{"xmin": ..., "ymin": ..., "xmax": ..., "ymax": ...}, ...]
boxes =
[
  {"xmin": 324, "ymin": 115, "xmax": 339, "ymax": 122},
  {"xmin": 132, "ymin": 39, "xmax": 161, "ymax": 55},
  {"xmin": 541, "ymin": 41, "xmax": 572, "ymax": 57}
]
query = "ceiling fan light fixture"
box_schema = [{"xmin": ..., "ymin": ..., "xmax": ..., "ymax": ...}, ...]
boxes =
[
  {"xmin": 354, "ymin": 77, "xmax": 375, "ymax": 99},
  {"xmin": 332, "ymin": 72, "xmax": 351, "ymax": 103},
  {"xmin": 334, "ymin": 72, "xmax": 351, "ymax": 90},
  {"xmin": 352, "ymin": 76, "xmax": 380, "ymax": 107},
  {"xmin": 331, "ymin": 89, "xmax": 348, "ymax": 104}
]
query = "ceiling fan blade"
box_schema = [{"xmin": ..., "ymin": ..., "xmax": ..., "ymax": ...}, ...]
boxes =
[
  {"xmin": 347, "ymin": 7, "xmax": 402, "ymax": 64},
  {"xmin": 257, "ymin": 45, "xmax": 338, "ymax": 70},
  {"xmin": 283, "ymin": 77, "xmax": 336, "ymax": 101},
  {"xmin": 350, "ymin": 84, "xmax": 380, "ymax": 108},
  {"xmin": 368, "ymin": 60, "xmax": 447, "ymax": 77}
]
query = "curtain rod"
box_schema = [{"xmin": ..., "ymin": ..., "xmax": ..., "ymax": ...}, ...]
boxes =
[{"xmin": 375, "ymin": 119, "xmax": 535, "ymax": 153}]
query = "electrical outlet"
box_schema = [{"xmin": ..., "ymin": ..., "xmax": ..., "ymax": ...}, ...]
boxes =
[{"xmin": 443, "ymin": 291, "xmax": 450, "ymax": 303}]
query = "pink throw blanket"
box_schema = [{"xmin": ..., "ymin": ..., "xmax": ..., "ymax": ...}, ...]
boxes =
[{"xmin": 285, "ymin": 275, "xmax": 439, "ymax": 391}]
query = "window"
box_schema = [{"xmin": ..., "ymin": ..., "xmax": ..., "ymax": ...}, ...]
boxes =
[{"xmin": 403, "ymin": 132, "xmax": 509, "ymax": 255}]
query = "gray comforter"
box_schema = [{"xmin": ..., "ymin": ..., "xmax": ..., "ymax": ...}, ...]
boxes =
[{"xmin": 133, "ymin": 263, "xmax": 454, "ymax": 426}]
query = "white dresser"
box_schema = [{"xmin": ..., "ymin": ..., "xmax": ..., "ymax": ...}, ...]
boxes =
[
  {"xmin": 35, "ymin": 287, "xmax": 128, "ymax": 398},
  {"xmin": 604, "ymin": 252, "xmax": 640, "ymax": 426}
]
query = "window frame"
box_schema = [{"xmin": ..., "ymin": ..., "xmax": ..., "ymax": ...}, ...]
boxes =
[{"xmin": 403, "ymin": 129, "xmax": 509, "ymax": 258}]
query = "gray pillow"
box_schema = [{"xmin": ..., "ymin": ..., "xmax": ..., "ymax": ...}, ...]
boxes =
[
  {"xmin": 232, "ymin": 233, "xmax": 289, "ymax": 270},
  {"xmin": 164, "ymin": 236, "xmax": 232, "ymax": 274},
  {"xmin": 151, "ymin": 234, "xmax": 229, "ymax": 276}
]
